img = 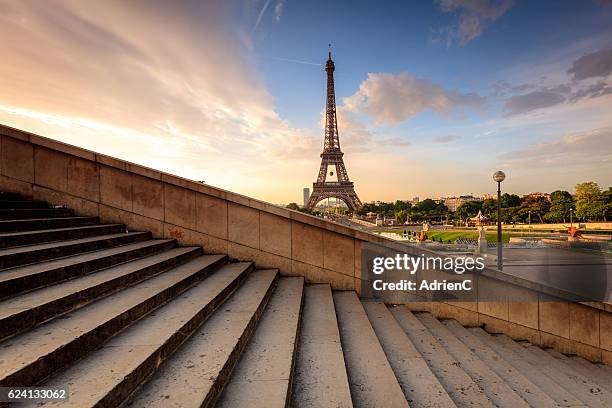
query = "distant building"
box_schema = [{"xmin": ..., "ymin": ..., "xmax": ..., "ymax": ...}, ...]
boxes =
[
  {"xmin": 303, "ymin": 188, "xmax": 310, "ymax": 207},
  {"xmin": 412, "ymin": 196, "xmax": 419, "ymax": 204},
  {"xmin": 524, "ymin": 192, "xmax": 551, "ymax": 202},
  {"xmin": 443, "ymin": 195, "xmax": 483, "ymax": 212}
]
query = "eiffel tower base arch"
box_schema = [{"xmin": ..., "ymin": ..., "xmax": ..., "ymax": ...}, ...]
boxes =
[{"xmin": 306, "ymin": 182, "xmax": 362, "ymax": 213}]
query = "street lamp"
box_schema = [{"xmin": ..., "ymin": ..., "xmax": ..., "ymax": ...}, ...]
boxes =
[{"xmin": 493, "ymin": 170, "xmax": 506, "ymax": 270}]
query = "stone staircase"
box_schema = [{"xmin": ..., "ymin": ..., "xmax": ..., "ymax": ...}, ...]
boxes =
[{"xmin": 0, "ymin": 192, "xmax": 610, "ymax": 407}]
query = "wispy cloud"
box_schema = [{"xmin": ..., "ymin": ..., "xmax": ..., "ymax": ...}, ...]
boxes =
[
  {"xmin": 273, "ymin": 0, "xmax": 285, "ymax": 22},
  {"xmin": 252, "ymin": 0, "xmax": 285, "ymax": 32},
  {"xmin": 435, "ymin": 0, "xmax": 514, "ymax": 46},
  {"xmin": 252, "ymin": 0, "xmax": 273, "ymax": 33},
  {"xmin": 498, "ymin": 127, "xmax": 612, "ymax": 164},
  {"xmin": 433, "ymin": 135, "xmax": 461, "ymax": 143},
  {"xmin": 271, "ymin": 57, "xmax": 322, "ymax": 66}
]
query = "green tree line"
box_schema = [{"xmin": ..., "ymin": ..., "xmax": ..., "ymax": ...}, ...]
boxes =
[{"xmin": 351, "ymin": 182, "xmax": 611, "ymax": 224}]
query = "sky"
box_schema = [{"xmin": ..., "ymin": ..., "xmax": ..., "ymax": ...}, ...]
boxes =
[{"xmin": 0, "ymin": 0, "xmax": 611, "ymax": 205}]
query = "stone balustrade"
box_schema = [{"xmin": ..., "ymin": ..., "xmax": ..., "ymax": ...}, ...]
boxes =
[{"xmin": 0, "ymin": 123, "xmax": 610, "ymax": 364}]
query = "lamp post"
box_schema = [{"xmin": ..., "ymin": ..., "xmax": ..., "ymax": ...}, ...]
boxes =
[
  {"xmin": 493, "ymin": 171, "xmax": 506, "ymax": 270},
  {"xmin": 528, "ymin": 210, "xmax": 531, "ymax": 225}
]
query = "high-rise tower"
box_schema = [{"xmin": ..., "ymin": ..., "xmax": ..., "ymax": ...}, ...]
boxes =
[{"xmin": 306, "ymin": 51, "xmax": 362, "ymax": 212}]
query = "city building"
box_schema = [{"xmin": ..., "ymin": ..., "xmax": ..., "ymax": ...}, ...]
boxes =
[
  {"xmin": 303, "ymin": 187, "xmax": 310, "ymax": 207},
  {"xmin": 442, "ymin": 195, "xmax": 483, "ymax": 212},
  {"xmin": 524, "ymin": 192, "xmax": 551, "ymax": 201}
]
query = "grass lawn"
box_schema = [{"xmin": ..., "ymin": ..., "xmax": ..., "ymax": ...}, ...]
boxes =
[
  {"xmin": 378, "ymin": 229, "xmax": 511, "ymax": 243},
  {"xmin": 426, "ymin": 231, "xmax": 511, "ymax": 244}
]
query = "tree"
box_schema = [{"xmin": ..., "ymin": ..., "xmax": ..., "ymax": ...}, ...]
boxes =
[
  {"xmin": 605, "ymin": 187, "xmax": 612, "ymax": 220},
  {"xmin": 455, "ymin": 201, "xmax": 482, "ymax": 222},
  {"xmin": 545, "ymin": 190, "xmax": 574, "ymax": 223},
  {"xmin": 393, "ymin": 200, "xmax": 411, "ymax": 212},
  {"xmin": 501, "ymin": 193, "xmax": 521, "ymax": 208},
  {"xmin": 413, "ymin": 199, "xmax": 437, "ymax": 212},
  {"xmin": 520, "ymin": 195, "xmax": 550, "ymax": 223},
  {"xmin": 286, "ymin": 203, "xmax": 300, "ymax": 211},
  {"xmin": 481, "ymin": 198, "xmax": 497, "ymax": 219},
  {"xmin": 575, "ymin": 182, "xmax": 606, "ymax": 220}
]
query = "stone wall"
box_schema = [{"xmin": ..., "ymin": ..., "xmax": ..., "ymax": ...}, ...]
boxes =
[{"xmin": 1, "ymin": 123, "xmax": 611, "ymax": 364}]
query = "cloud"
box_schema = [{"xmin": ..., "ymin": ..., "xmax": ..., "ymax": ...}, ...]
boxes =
[
  {"xmin": 273, "ymin": 0, "xmax": 285, "ymax": 22},
  {"xmin": 503, "ymin": 85, "xmax": 570, "ymax": 116},
  {"xmin": 253, "ymin": 0, "xmax": 273, "ymax": 32},
  {"xmin": 0, "ymin": 0, "xmax": 325, "ymax": 203},
  {"xmin": 569, "ymin": 81, "xmax": 612, "ymax": 102},
  {"xmin": 315, "ymin": 107, "xmax": 411, "ymax": 154},
  {"xmin": 436, "ymin": 0, "xmax": 514, "ymax": 46},
  {"xmin": 491, "ymin": 81, "xmax": 536, "ymax": 96},
  {"xmin": 567, "ymin": 47, "xmax": 612, "ymax": 80},
  {"xmin": 433, "ymin": 135, "xmax": 462, "ymax": 143},
  {"xmin": 342, "ymin": 72, "xmax": 484, "ymax": 125},
  {"xmin": 498, "ymin": 127, "xmax": 612, "ymax": 164}
]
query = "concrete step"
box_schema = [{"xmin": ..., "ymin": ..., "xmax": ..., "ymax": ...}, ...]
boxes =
[
  {"xmin": 506, "ymin": 337, "xmax": 611, "ymax": 407},
  {"xmin": 0, "ymin": 216, "xmax": 99, "ymax": 233},
  {"xmin": 0, "ymin": 208, "xmax": 73, "ymax": 220},
  {"xmin": 0, "ymin": 200, "xmax": 47, "ymax": 209},
  {"xmin": 363, "ymin": 303, "xmax": 455, "ymax": 408},
  {"xmin": 0, "ymin": 246, "xmax": 202, "ymax": 340},
  {"xmin": 292, "ymin": 285, "xmax": 353, "ymax": 408},
  {"xmin": 564, "ymin": 354, "xmax": 612, "ymax": 393},
  {"xmin": 443, "ymin": 320, "xmax": 557, "ymax": 408},
  {"xmin": 468, "ymin": 327, "xmax": 585, "ymax": 407},
  {"xmin": 0, "ymin": 254, "xmax": 228, "ymax": 388},
  {"xmin": 124, "ymin": 268, "xmax": 277, "ymax": 408},
  {"xmin": 0, "ymin": 224, "xmax": 126, "ymax": 249},
  {"xmin": 390, "ymin": 308, "xmax": 494, "ymax": 407},
  {"xmin": 416, "ymin": 313, "xmax": 528, "ymax": 408},
  {"xmin": 217, "ymin": 277, "xmax": 304, "ymax": 408},
  {"xmin": 0, "ymin": 231, "xmax": 150, "ymax": 270},
  {"xmin": 0, "ymin": 239, "xmax": 175, "ymax": 298},
  {"xmin": 0, "ymin": 192, "xmax": 22, "ymax": 201},
  {"xmin": 334, "ymin": 292, "xmax": 408, "ymax": 408},
  {"xmin": 26, "ymin": 262, "xmax": 255, "ymax": 408}
]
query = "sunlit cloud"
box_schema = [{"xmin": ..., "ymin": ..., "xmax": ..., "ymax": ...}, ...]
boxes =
[{"xmin": 343, "ymin": 72, "xmax": 484, "ymax": 125}]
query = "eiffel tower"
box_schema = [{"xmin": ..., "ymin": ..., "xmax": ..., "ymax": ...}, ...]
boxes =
[{"xmin": 306, "ymin": 51, "xmax": 362, "ymax": 212}]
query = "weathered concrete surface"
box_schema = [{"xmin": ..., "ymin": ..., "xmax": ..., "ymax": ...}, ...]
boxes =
[
  {"xmin": 292, "ymin": 285, "xmax": 353, "ymax": 408},
  {"xmin": 443, "ymin": 319, "xmax": 557, "ymax": 408},
  {"xmin": 0, "ymin": 231, "xmax": 150, "ymax": 269},
  {"xmin": 0, "ymin": 238, "xmax": 175, "ymax": 297},
  {"xmin": 25, "ymin": 262, "xmax": 255, "ymax": 408},
  {"xmin": 217, "ymin": 277, "xmax": 304, "ymax": 408},
  {"xmin": 417, "ymin": 312, "xmax": 528, "ymax": 408},
  {"xmin": 0, "ymin": 216, "xmax": 99, "ymax": 232},
  {"xmin": 0, "ymin": 254, "xmax": 227, "ymax": 387},
  {"xmin": 391, "ymin": 307, "xmax": 494, "ymax": 407},
  {"xmin": 0, "ymin": 223, "xmax": 125, "ymax": 248},
  {"xmin": 363, "ymin": 302, "xmax": 455, "ymax": 408},
  {"xmin": 469, "ymin": 327, "xmax": 585, "ymax": 407},
  {"xmin": 0, "ymin": 246, "xmax": 201, "ymax": 339},
  {"xmin": 125, "ymin": 269, "xmax": 277, "ymax": 408},
  {"xmin": 334, "ymin": 291, "xmax": 408, "ymax": 408},
  {"xmin": 506, "ymin": 336, "xmax": 611, "ymax": 407}
]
